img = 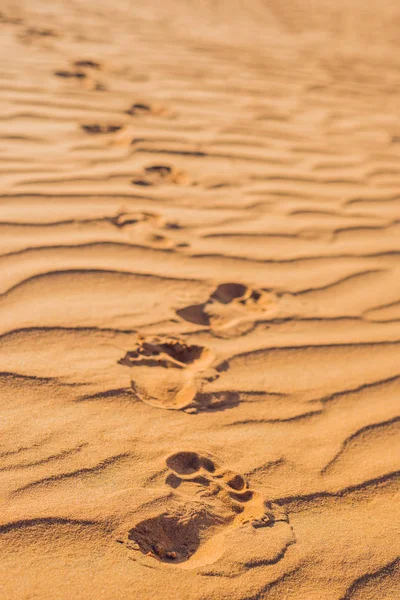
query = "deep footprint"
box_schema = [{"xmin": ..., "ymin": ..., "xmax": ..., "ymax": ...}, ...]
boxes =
[
  {"xmin": 123, "ymin": 451, "xmax": 291, "ymax": 569},
  {"xmin": 119, "ymin": 337, "xmax": 217, "ymax": 410},
  {"xmin": 177, "ymin": 282, "xmax": 278, "ymax": 337}
]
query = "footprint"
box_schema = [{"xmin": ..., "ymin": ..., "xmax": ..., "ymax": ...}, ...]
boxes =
[
  {"xmin": 131, "ymin": 164, "xmax": 190, "ymax": 187},
  {"xmin": 109, "ymin": 211, "xmax": 160, "ymax": 228},
  {"xmin": 55, "ymin": 61, "xmax": 105, "ymax": 90},
  {"xmin": 81, "ymin": 123, "xmax": 123, "ymax": 135},
  {"xmin": 54, "ymin": 69, "xmax": 86, "ymax": 79},
  {"xmin": 125, "ymin": 102, "xmax": 151, "ymax": 116},
  {"xmin": 119, "ymin": 337, "xmax": 218, "ymax": 410},
  {"xmin": 73, "ymin": 60, "xmax": 101, "ymax": 69},
  {"xmin": 177, "ymin": 283, "xmax": 278, "ymax": 337},
  {"xmin": 122, "ymin": 451, "xmax": 292, "ymax": 570},
  {"xmin": 18, "ymin": 27, "xmax": 57, "ymax": 43},
  {"xmin": 109, "ymin": 211, "xmax": 190, "ymax": 250},
  {"xmin": 125, "ymin": 102, "xmax": 167, "ymax": 117}
]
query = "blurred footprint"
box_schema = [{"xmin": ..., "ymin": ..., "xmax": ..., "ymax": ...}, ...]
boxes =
[
  {"xmin": 81, "ymin": 123, "xmax": 123, "ymax": 134},
  {"xmin": 119, "ymin": 337, "xmax": 218, "ymax": 410},
  {"xmin": 110, "ymin": 210, "xmax": 190, "ymax": 250},
  {"xmin": 125, "ymin": 102, "xmax": 168, "ymax": 117},
  {"xmin": 131, "ymin": 164, "xmax": 190, "ymax": 187},
  {"xmin": 177, "ymin": 283, "xmax": 279, "ymax": 337}
]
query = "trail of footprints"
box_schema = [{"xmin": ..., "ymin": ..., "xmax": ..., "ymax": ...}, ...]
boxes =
[
  {"xmin": 119, "ymin": 284, "xmax": 282, "ymax": 411},
  {"xmin": 121, "ymin": 451, "xmax": 290, "ymax": 568},
  {"xmin": 4, "ymin": 10, "xmax": 400, "ymax": 598},
  {"xmin": 9, "ymin": 30, "xmax": 294, "ymax": 573}
]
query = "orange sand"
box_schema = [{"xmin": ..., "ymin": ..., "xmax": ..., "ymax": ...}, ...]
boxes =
[{"xmin": 1, "ymin": 1, "xmax": 399, "ymax": 599}]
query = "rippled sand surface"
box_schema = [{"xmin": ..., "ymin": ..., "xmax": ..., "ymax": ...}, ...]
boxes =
[{"xmin": 1, "ymin": 1, "xmax": 399, "ymax": 598}]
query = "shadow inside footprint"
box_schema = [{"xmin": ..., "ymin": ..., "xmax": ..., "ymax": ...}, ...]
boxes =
[
  {"xmin": 166, "ymin": 451, "xmax": 202, "ymax": 475},
  {"xmin": 176, "ymin": 303, "xmax": 210, "ymax": 326},
  {"xmin": 185, "ymin": 391, "xmax": 240, "ymax": 414},
  {"xmin": 210, "ymin": 283, "xmax": 248, "ymax": 304},
  {"xmin": 119, "ymin": 339, "xmax": 208, "ymax": 369},
  {"xmin": 177, "ymin": 282, "xmax": 278, "ymax": 337},
  {"xmin": 127, "ymin": 507, "xmax": 223, "ymax": 563}
]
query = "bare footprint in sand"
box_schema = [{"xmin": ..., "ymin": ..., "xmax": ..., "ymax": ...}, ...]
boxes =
[
  {"xmin": 73, "ymin": 60, "xmax": 101, "ymax": 69},
  {"xmin": 177, "ymin": 283, "xmax": 278, "ymax": 337},
  {"xmin": 55, "ymin": 61, "xmax": 105, "ymax": 90},
  {"xmin": 54, "ymin": 69, "xmax": 87, "ymax": 79},
  {"xmin": 81, "ymin": 123, "xmax": 123, "ymax": 135},
  {"xmin": 121, "ymin": 451, "xmax": 293, "ymax": 572},
  {"xmin": 119, "ymin": 337, "xmax": 219, "ymax": 410},
  {"xmin": 109, "ymin": 211, "xmax": 161, "ymax": 229},
  {"xmin": 125, "ymin": 102, "xmax": 168, "ymax": 117},
  {"xmin": 18, "ymin": 26, "xmax": 57, "ymax": 43},
  {"xmin": 131, "ymin": 164, "xmax": 190, "ymax": 187},
  {"xmin": 109, "ymin": 211, "xmax": 190, "ymax": 250}
]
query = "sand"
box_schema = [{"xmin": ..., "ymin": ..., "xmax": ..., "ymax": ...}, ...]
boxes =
[{"xmin": 1, "ymin": 1, "xmax": 400, "ymax": 598}]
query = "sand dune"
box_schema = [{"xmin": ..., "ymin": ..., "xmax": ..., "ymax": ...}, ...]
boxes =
[{"xmin": 1, "ymin": 1, "xmax": 399, "ymax": 599}]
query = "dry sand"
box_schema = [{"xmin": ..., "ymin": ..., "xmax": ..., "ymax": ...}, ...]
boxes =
[{"xmin": 1, "ymin": 1, "xmax": 400, "ymax": 598}]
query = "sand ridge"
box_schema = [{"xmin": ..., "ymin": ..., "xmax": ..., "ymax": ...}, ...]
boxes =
[{"xmin": 0, "ymin": 1, "xmax": 400, "ymax": 599}]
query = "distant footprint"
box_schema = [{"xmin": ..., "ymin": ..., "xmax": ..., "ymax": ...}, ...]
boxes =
[
  {"xmin": 73, "ymin": 60, "xmax": 101, "ymax": 70},
  {"xmin": 131, "ymin": 164, "xmax": 190, "ymax": 187},
  {"xmin": 122, "ymin": 451, "xmax": 292, "ymax": 569},
  {"xmin": 109, "ymin": 211, "xmax": 190, "ymax": 250},
  {"xmin": 54, "ymin": 69, "xmax": 86, "ymax": 79},
  {"xmin": 55, "ymin": 61, "xmax": 105, "ymax": 90},
  {"xmin": 177, "ymin": 283, "xmax": 278, "ymax": 337},
  {"xmin": 18, "ymin": 26, "xmax": 57, "ymax": 43},
  {"xmin": 109, "ymin": 211, "xmax": 160, "ymax": 228},
  {"xmin": 125, "ymin": 102, "xmax": 168, "ymax": 117},
  {"xmin": 81, "ymin": 123, "xmax": 123, "ymax": 135},
  {"xmin": 119, "ymin": 337, "xmax": 218, "ymax": 410}
]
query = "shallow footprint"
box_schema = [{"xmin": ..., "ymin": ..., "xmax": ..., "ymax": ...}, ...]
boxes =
[
  {"xmin": 119, "ymin": 337, "xmax": 217, "ymax": 410},
  {"xmin": 125, "ymin": 102, "xmax": 168, "ymax": 117},
  {"xmin": 81, "ymin": 123, "xmax": 123, "ymax": 135},
  {"xmin": 73, "ymin": 60, "xmax": 101, "ymax": 69},
  {"xmin": 109, "ymin": 211, "xmax": 161, "ymax": 228},
  {"xmin": 122, "ymin": 451, "xmax": 293, "ymax": 570},
  {"xmin": 109, "ymin": 211, "xmax": 190, "ymax": 251},
  {"xmin": 54, "ymin": 62, "xmax": 105, "ymax": 90},
  {"xmin": 54, "ymin": 69, "xmax": 86, "ymax": 79},
  {"xmin": 131, "ymin": 164, "xmax": 190, "ymax": 187},
  {"xmin": 177, "ymin": 282, "xmax": 278, "ymax": 337}
]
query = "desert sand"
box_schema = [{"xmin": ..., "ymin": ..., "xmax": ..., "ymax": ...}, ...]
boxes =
[{"xmin": 1, "ymin": 1, "xmax": 400, "ymax": 598}]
